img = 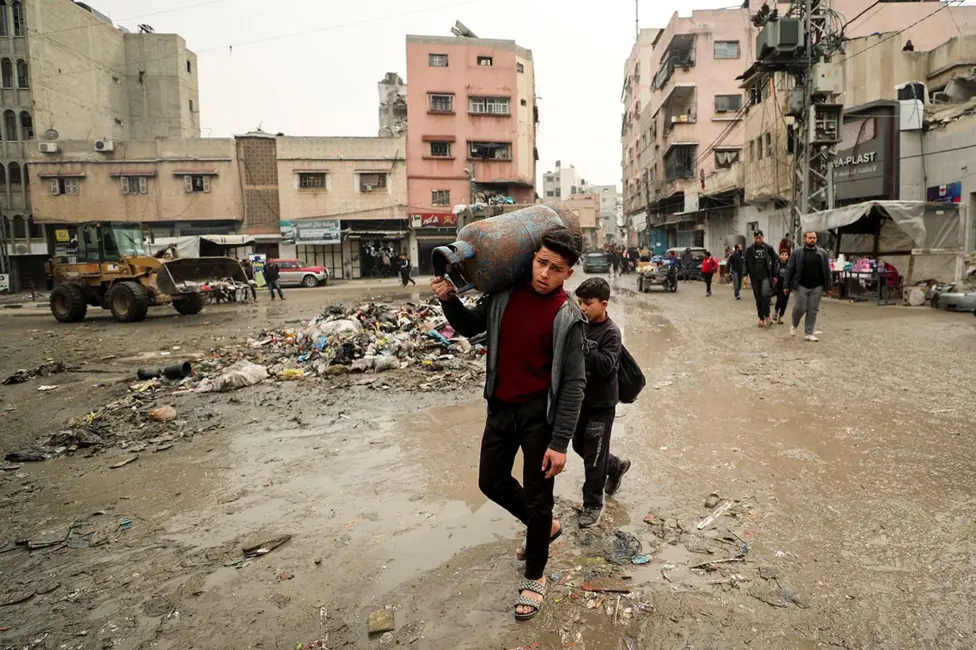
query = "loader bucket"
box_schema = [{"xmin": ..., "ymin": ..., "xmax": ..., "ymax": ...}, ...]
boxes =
[{"xmin": 156, "ymin": 257, "xmax": 248, "ymax": 296}]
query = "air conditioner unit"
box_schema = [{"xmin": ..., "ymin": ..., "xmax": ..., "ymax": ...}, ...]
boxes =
[
  {"xmin": 38, "ymin": 142, "xmax": 59, "ymax": 154},
  {"xmin": 94, "ymin": 140, "xmax": 115, "ymax": 152}
]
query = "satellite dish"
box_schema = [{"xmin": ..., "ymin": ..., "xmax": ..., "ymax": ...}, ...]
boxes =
[
  {"xmin": 451, "ymin": 20, "xmax": 478, "ymax": 38},
  {"xmin": 44, "ymin": 129, "xmax": 59, "ymax": 140}
]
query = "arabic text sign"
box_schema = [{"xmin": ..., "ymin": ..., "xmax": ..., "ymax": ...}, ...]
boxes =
[{"xmin": 295, "ymin": 219, "xmax": 341, "ymax": 245}]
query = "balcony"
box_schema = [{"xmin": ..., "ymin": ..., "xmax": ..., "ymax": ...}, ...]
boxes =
[
  {"xmin": 663, "ymin": 84, "xmax": 697, "ymax": 137},
  {"xmin": 653, "ymin": 34, "xmax": 695, "ymax": 91},
  {"xmin": 663, "ymin": 143, "xmax": 697, "ymax": 184}
]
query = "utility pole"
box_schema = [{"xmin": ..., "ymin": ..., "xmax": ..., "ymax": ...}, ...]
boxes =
[{"xmin": 789, "ymin": 0, "xmax": 843, "ymax": 240}]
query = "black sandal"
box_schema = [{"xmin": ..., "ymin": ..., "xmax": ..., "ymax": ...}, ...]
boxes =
[
  {"xmin": 515, "ymin": 523, "xmax": 562, "ymax": 561},
  {"xmin": 514, "ymin": 579, "xmax": 547, "ymax": 621}
]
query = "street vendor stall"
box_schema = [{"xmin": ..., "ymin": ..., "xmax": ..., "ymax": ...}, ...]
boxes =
[{"xmin": 802, "ymin": 200, "xmax": 968, "ymax": 304}]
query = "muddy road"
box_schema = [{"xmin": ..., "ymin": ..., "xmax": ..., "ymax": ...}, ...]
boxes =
[{"xmin": 1, "ymin": 275, "xmax": 975, "ymax": 649}]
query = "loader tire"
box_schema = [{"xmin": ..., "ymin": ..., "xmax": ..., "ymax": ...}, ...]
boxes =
[
  {"xmin": 50, "ymin": 284, "xmax": 88, "ymax": 323},
  {"xmin": 173, "ymin": 292, "xmax": 207, "ymax": 316},
  {"xmin": 109, "ymin": 281, "xmax": 150, "ymax": 322}
]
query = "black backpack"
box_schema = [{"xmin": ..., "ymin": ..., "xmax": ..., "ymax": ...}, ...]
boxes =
[{"xmin": 617, "ymin": 345, "xmax": 645, "ymax": 404}]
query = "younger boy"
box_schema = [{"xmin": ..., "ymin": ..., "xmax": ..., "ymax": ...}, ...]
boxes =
[
  {"xmin": 773, "ymin": 249, "xmax": 790, "ymax": 324},
  {"xmin": 573, "ymin": 278, "xmax": 631, "ymax": 528}
]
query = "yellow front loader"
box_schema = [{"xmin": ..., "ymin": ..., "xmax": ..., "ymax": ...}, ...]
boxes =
[{"xmin": 46, "ymin": 223, "xmax": 248, "ymax": 323}]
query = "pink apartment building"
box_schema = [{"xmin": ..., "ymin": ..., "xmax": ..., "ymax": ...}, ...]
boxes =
[{"xmin": 405, "ymin": 34, "xmax": 537, "ymax": 223}]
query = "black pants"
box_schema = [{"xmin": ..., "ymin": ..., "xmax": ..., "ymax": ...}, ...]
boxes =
[
  {"xmin": 751, "ymin": 277, "xmax": 771, "ymax": 319},
  {"xmin": 774, "ymin": 288, "xmax": 789, "ymax": 317},
  {"xmin": 702, "ymin": 272, "xmax": 714, "ymax": 295},
  {"xmin": 400, "ymin": 272, "xmax": 416, "ymax": 286},
  {"xmin": 571, "ymin": 408, "xmax": 620, "ymax": 510},
  {"xmin": 479, "ymin": 396, "xmax": 554, "ymax": 581}
]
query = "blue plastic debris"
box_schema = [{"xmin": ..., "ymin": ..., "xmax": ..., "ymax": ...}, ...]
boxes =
[{"xmin": 632, "ymin": 554, "xmax": 652, "ymax": 565}]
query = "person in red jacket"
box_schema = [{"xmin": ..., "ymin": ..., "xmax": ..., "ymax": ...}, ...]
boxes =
[{"xmin": 700, "ymin": 251, "xmax": 719, "ymax": 297}]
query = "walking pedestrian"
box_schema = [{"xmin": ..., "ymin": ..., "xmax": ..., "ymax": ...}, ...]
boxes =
[
  {"xmin": 430, "ymin": 226, "xmax": 586, "ymax": 621},
  {"xmin": 745, "ymin": 231, "xmax": 778, "ymax": 327},
  {"xmin": 398, "ymin": 254, "xmax": 416, "ymax": 287},
  {"xmin": 573, "ymin": 278, "xmax": 630, "ymax": 528},
  {"xmin": 728, "ymin": 244, "xmax": 744, "ymax": 299},
  {"xmin": 700, "ymin": 250, "xmax": 718, "ymax": 297},
  {"xmin": 773, "ymin": 249, "xmax": 790, "ymax": 323},
  {"xmin": 784, "ymin": 230, "xmax": 831, "ymax": 342},
  {"xmin": 264, "ymin": 260, "xmax": 285, "ymax": 300}
]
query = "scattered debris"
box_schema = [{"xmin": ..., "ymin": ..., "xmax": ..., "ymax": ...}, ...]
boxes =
[
  {"xmin": 243, "ymin": 534, "xmax": 292, "ymax": 559},
  {"xmin": 580, "ymin": 580, "xmax": 632, "ymax": 593},
  {"xmin": 149, "ymin": 406, "xmax": 178, "ymax": 422},
  {"xmin": 4, "ymin": 451, "xmax": 47, "ymax": 463},
  {"xmin": 109, "ymin": 456, "xmax": 139, "ymax": 469},
  {"xmin": 196, "ymin": 360, "xmax": 269, "ymax": 393},
  {"xmin": 0, "ymin": 590, "xmax": 35, "ymax": 607},
  {"xmin": 697, "ymin": 500, "xmax": 736, "ymax": 530},
  {"xmin": 3, "ymin": 361, "xmax": 71, "ymax": 385},
  {"xmin": 367, "ymin": 609, "xmax": 395, "ymax": 636},
  {"xmin": 653, "ymin": 380, "xmax": 673, "ymax": 389},
  {"xmin": 704, "ymin": 492, "xmax": 721, "ymax": 509},
  {"xmin": 37, "ymin": 385, "xmax": 60, "ymax": 392},
  {"xmin": 631, "ymin": 554, "xmax": 652, "ymax": 565}
]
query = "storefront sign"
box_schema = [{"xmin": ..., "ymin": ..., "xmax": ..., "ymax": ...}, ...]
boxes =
[
  {"xmin": 294, "ymin": 219, "xmax": 341, "ymax": 245},
  {"xmin": 926, "ymin": 181, "xmax": 962, "ymax": 204},
  {"xmin": 55, "ymin": 229, "xmax": 71, "ymax": 243},
  {"xmin": 832, "ymin": 107, "xmax": 897, "ymax": 202},
  {"xmin": 0, "ymin": 273, "xmax": 8, "ymax": 292},
  {"xmin": 411, "ymin": 213, "xmax": 457, "ymax": 229}
]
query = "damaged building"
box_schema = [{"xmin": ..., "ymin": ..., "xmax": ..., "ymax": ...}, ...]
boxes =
[{"xmin": 378, "ymin": 72, "xmax": 407, "ymax": 138}]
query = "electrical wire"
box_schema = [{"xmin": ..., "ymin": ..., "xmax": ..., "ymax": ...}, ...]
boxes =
[{"xmin": 836, "ymin": 0, "xmax": 967, "ymax": 65}]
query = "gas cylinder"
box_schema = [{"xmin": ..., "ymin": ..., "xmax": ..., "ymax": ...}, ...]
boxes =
[{"xmin": 432, "ymin": 204, "xmax": 581, "ymax": 294}]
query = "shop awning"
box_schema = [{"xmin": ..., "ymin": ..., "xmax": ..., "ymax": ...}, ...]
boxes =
[
  {"xmin": 201, "ymin": 235, "xmax": 255, "ymax": 246},
  {"xmin": 801, "ymin": 200, "xmax": 947, "ymax": 247}
]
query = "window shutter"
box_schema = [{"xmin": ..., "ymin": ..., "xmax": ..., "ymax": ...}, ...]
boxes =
[
  {"xmin": 139, "ymin": 177, "xmax": 148, "ymax": 194},
  {"xmin": 202, "ymin": 176, "xmax": 211, "ymax": 193},
  {"xmin": 121, "ymin": 177, "xmax": 130, "ymax": 194},
  {"xmin": 50, "ymin": 178, "xmax": 59, "ymax": 195},
  {"xmin": 183, "ymin": 175, "xmax": 193, "ymax": 193}
]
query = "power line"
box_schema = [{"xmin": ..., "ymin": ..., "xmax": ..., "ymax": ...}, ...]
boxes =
[
  {"xmin": 837, "ymin": 0, "xmax": 966, "ymax": 65},
  {"xmin": 839, "ymin": 0, "xmax": 882, "ymax": 31}
]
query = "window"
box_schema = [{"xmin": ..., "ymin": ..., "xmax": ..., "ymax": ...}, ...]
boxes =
[
  {"xmin": 1, "ymin": 59, "xmax": 10, "ymax": 88},
  {"xmin": 428, "ymin": 93, "xmax": 454, "ymax": 113},
  {"xmin": 188, "ymin": 99, "xmax": 194, "ymax": 115},
  {"xmin": 747, "ymin": 221, "xmax": 759, "ymax": 236},
  {"xmin": 714, "ymin": 150, "xmax": 740, "ymax": 169},
  {"xmin": 756, "ymin": 138, "xmax": 764, "ymax": 160},
  {"xmin": 468, "ymin": 141, "xmax": 512, "ymax": 160},
  {"xmin": 19, "ymin": 111, "xmax": 31, "ymax": 139},
  {"xmin": 0, "ymin": 1, "xmax": 7, "ymax": 36},
  {"xmin": 714, "ymin": 41, "xmax": 740, "ymax": 59},
  {"xmin": 546, "ymin": 190, "xmax": 555, "ymax": 197},
  {"xmin": 431, "ymin": 189, "xmax": 450, "ymax": 205},
  {"xmin": 12, "ymin": 214, "xmax": 24, "ymax": 237},
  {"xmin": 359, "ymin": 173, "xmax": 387, "ymax": 192},
  {"xmin": 714, "ymin": 94, "xmax": 742, "ymax": 113},
  {"xmin": 750, "ymin": 140, "xmax": 756, "ymax": 161},
  {"xmin": 429, "ymin": 141, "xmax": 452, "ymax": 157},
  {"xmin": 517, "ymin": 62, "xmax": 524, "ymax": 73},
  {"xmin": 429, "ymin": 53, "xmax": 448, "ymax": 67},
  {"xmin": 16, "ymin": 59, "xmax": 27, "ymax": 87},
  {"xmin": 12, "ymin": 1, "xmax": 23, "ymax": 36},
  {"xmin": 520, "ymin": 99, "xmax": 527, "ymax": 106},
  {"xmin": 186, "ymin": 60, "xmax": 192, "ymax": 73},
  {"xmin": 183, "ymin": 175, "xmax": 211, "ymax": 193},
  {"xmin": 764, "ymin": 133, "xmax": 772, "ymax": 157},
  {"xmin": 121, "ymin": 176, "xmax": 148, "ymax": 194},
  {"xmin": 477, "ymin": 56, "xmax": 493, "ymax": 66},
  {"xmin": 468, "ymin": 96, "xmax": 510, "ymax": 115},
  {"xmin": 50, "ymin": 177, "xmax": 79, "ymax": 196},
  {"xmin": 298, "ymin": 172, "xmax": 327, "ymax": 189},
  {"xmin": 3, "ymin": 110, "xmax": 15, "ymax": 141}
]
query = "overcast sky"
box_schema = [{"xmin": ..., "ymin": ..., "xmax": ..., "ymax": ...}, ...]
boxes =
[{"xmin": 91, "ymin": 0, "xmax": 746, "ymax": 189}]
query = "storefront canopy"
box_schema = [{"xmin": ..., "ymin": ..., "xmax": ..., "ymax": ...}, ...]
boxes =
[{"xmin": 800, "ymin": 200, "xmax": 959, "ymax": 249}]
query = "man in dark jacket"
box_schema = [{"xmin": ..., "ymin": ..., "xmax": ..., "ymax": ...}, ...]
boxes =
[
  {"xmin": 430, "ymin": 226, "xmax": 586, "ymax": 621},
  {"xmin": 264, "ymin": 261, "xmax": 284, "ymax": 300},
  {"xmin": 745, "ymin": 230, "xmax": 778, "ymax": 326},
  {"xmin": 728, "ymin": 244, "xmax": 745, "ymax": 300},
  {"xmin": 784, "ymin": 230, "xmax": 832, "ymax": 342}
]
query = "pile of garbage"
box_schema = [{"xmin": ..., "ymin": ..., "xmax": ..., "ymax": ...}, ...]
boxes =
[{"xmin": 244, "ymin": 300, "xmax": 485, "ymax": 379}]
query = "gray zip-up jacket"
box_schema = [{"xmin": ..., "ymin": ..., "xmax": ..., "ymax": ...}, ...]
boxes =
[
  {"xmin": 784, "ymin": 245, "xmax": 832, "ymax": 292},
  {"xmin": 441, "ymin": 285, "xmax": 586, "ymax": 454}
]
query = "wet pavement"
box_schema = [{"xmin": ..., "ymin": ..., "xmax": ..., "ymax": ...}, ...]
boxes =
[{"xmin": 1, "ymin": 275, "xmax": 975, "ymax": 649}]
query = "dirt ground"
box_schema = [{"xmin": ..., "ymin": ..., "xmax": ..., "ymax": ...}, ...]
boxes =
[{"xmin": 1, "ymin": 274, "xmax": 975, "ymax": 650}]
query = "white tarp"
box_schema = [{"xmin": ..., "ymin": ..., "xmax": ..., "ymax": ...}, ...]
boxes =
[
  {"xmin": 146, "ymin": 236, "xmax": 200, "ymax": 258},
  {"xmin": 801, "ymin": 200, "xmax": 962, "ymax": 250},
  {"xmin": 200, "ymin": 235, "xmax": 256, "ymax": 246}
]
